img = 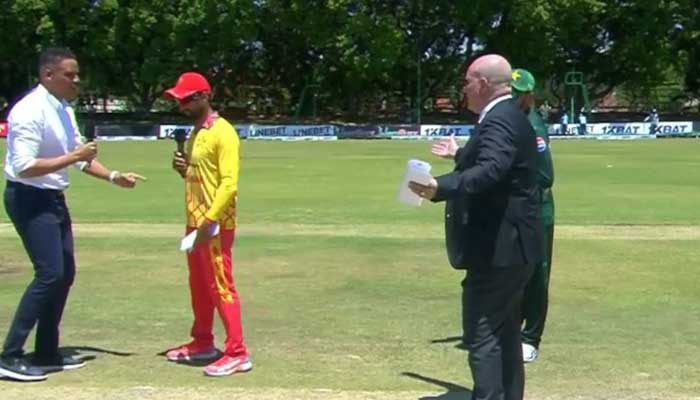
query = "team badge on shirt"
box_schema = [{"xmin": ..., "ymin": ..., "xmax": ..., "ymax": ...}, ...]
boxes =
[{"xmin": 537, "ymin": 137, "xmax": 547, "ymax": 153}]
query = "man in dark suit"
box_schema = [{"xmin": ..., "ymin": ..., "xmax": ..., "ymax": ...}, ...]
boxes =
[{"xmin": 409, "ymin": 54, "xmax": 543, "ymax": 400}]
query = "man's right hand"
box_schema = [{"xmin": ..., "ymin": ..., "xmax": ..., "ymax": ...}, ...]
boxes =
[
  {"xmin": 431, "ymin": 134, "xmax": 458, "ymax": 159},
  {"xmin": 72, "ymin": 142, "xmax": 97, "ymax": 163},
  {"xmin": 172, "ymin": 151, "xmax": 188, "ymax": 178}
]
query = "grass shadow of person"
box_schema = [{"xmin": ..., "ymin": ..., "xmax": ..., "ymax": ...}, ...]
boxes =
[
  {"xmin": 401, "ymin": 372, "xmax": 472, "ymax": 400},
  {"xmin": 431, "ymin": 336, "xmax": 468, "ymax": 351},
  {"xmin": 2, "ymin": 346, "xmax": 136, "ymax": 376},
  {"xmin": 155, "ymin": 348, "xmax": 222, "ymax": 367},
  {"xmin": 59, "ymin": 345, "xmax": 134, "ymax": 358}
]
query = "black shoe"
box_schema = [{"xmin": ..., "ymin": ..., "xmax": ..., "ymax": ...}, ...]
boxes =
[
  {"xmin": 31, "ymin": 354, "xmax": 86, "ymax": 371},
  {"xmin": 0, "ymin": 356, "xmax": 48, "ymax": 381}
]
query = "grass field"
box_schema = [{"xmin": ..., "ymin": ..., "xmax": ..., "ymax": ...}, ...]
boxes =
[{"xmin": 1, "ymin": 139, "xmax": 699, "ymax": 399}]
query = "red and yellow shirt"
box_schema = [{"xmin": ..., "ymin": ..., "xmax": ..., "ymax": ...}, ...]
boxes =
[{"xmin": 185, "ymin": 113, "xmax": 240, "ymax": 229}]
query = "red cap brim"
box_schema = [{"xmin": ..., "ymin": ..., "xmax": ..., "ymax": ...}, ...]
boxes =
[{"xmin": 164, "ymin": 87, "xmax": 197, "ymax": 100}]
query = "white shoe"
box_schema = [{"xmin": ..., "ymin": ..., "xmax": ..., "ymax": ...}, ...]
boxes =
[{"xmin": 522, "ymin": 343, "xmax": 538, "ymax": 363}]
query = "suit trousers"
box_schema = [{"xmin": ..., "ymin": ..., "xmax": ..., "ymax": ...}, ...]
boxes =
[
  {"xmin": 2, "ymin": 181, "xmax": 75, "ymax": 358},
  {"xmin": 462, "ymin": 263, "xmax": 534, "ymax": 400}
]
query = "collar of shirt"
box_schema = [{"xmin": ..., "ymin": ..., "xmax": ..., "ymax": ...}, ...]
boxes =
[
  {"xmin": 478, "ymin": 94, "xmax": 513, "ymax": 124},
  {"xmin": 36, "ymin": 84, "xmax": 78, "ymax": 148},
  {"xmin": 202, "ymin": 112, "xmax": 220, "ymax": 130},
  {"xmin": 37, "ymin": 84, "xmax": 69, "ymax": 111}
]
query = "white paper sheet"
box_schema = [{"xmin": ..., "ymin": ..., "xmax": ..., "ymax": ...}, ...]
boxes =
[
  {"xmin": 180, "ymin": 223, "xmax": 220, "ymax": 252},
  {"xmin": 397, "ymin": 159, "xmax": 432, "ymax": 206}
]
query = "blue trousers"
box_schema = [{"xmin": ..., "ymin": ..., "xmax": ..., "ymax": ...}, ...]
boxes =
[{"xmin": 2, "ymin": 181, "xmax": 75, "ymax": 358}]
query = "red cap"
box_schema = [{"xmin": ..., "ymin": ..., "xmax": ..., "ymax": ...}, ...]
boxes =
[{"xmin": 165, "ymin": 72, "xmax": 211, "ymax": 99}]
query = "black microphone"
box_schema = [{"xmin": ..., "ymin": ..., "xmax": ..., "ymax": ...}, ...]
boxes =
[
  {"xmin": 81, "ymin": 121, "xmax": 97, "ymax": 168},
  {"xmin": 173, "ymin": 128, "xmax": 188, "ymax": 156},
  {"xmin": 84, "ymin": 120, "xmax": 97, "ymax": 142}
]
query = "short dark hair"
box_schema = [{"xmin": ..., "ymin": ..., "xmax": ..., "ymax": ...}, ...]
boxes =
[{"xmin": 38, "ymin": 47, "xmax": 77, "ymax": 73}]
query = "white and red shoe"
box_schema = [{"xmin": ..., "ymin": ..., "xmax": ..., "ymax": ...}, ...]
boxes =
[
  {"xmin": 165, "ymin": 342, "xmax": 219, "ymax": 362},
  {"xmin": 203, "ymin": 355, "xmax": 252, "ymax": 377}
]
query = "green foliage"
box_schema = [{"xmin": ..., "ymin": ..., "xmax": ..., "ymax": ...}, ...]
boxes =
[
  {"xmin": 0, "ymin": 1, "xmax": 695, "ymax": 115},
  {"xmin": 670, "ymin": 0, "xmax": 700, "ymax": 108}
]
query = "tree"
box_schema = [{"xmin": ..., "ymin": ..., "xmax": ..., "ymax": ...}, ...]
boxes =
[
  {"xmin": 0, "ymin": 0, "xmax": 52, "ymax": 105},
  {"xmin": 486, "ymin": 0, "xmax": 678, "ymax": 107},
  {"xmin": 0, "ymin": 0, "xmax": 691, "ymax": 118},
  {"xmin": 81, "ymin": 0, "xmax": 258, "ymax": 112},
  {"xmin": 670, "ymin": 0, "xmax": 700, "ymax": 110}
]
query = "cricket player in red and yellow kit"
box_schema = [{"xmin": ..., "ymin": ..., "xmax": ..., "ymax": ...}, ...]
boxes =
[{"xmin": 164, "ymin": 72, "xmax": 251, "ymax": 377}]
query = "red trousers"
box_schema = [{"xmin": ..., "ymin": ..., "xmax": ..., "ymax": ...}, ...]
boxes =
[{"xmin": 186, "ymin": 228, "xmax": 248, "ymax": 357}]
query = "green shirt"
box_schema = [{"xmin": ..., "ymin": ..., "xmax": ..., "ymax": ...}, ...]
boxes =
[{"xmin": 529, "ymin": 109, "xmax": 555, "ymax": 224}]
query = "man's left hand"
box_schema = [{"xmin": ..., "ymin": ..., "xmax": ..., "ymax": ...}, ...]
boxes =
[
  {"xmin": 408, "ymin": 178, "xmax": 438, "ymax": 200},
  {"xmin": 113, "ymin": 172, "xmax": 147, "ymax": 188}
]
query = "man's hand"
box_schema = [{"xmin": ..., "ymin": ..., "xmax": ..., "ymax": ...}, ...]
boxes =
[
  {"xmin": 72, "ymin": 142, "xmax": 98, "ymax": 163},
  {"xmin": 172, "ymin": 151, "xmax": 188, "ymax": 178},
  {"xmin": 193, "ymin": 218, "xmax": 217, "ymax": 248},
  {"xmin": 112, "ymin": 172, "xmax": 147, "ymax": 188},
  {"xmin": 431, "ymin": 134, "xmax": 458, "ymax": 159},
  {"xmin": 408, "ymin": 178, "xmax": 438, "ymax": 200}
]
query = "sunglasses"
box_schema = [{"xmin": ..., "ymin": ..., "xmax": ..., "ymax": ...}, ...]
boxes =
[{"xmin": 178, "ymin": 92, "xmax": 205, "ymax": 105}]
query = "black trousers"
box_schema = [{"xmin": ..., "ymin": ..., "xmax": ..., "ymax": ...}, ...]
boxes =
[
  {"xmin": 2, "ymin": 181, "xmax": 75, "ymax": 358},
  {"xmin": 462, "ymin": 264, "xmax": 534, "ymax": 400}
]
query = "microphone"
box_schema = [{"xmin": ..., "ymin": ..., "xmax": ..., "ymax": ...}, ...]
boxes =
[
  {"xmin": 84, "ymin": 120, "xmax": 97, "ymax": 142},
  {"xmin": 173, "ymin": 128, "xmax": 188, "ymax": 156},
  {"xmin": 81, "ymin": 120, "xmax": 97, "ymax": 168}
]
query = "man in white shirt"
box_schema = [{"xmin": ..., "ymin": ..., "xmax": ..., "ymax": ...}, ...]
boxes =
[
  {"xmin": 578, "ymin": 108, "xmax": 587, "ymax": 135},
  {"xmin": 644, "ymin": 108, "xmax": 659, "ymax": 134},
  {"xmin": 560, "ymin": 110, "xmax": 569, "ymax": 134},
  {"xmin": 0, "ymin": 48, "xmax": 145, "ymax": 382}
]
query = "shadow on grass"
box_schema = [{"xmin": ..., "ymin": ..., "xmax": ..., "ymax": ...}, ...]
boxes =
[
  {"xmin": 60, "ymin": 345, "xmax": 134, "ymax": 358},
  {"xmin": 431, "ymin": 335, "xmax": 468, "ymax": 351},
  {"xmin": 430, "ymin": 336, "xmax": 462, "ymax": 344},
  {"xmin": 401, "ymin": 372, "xmax": 472, "ymax": 400},
  {"xmin": 0, "ymin": 346, "xmax": 135, "ymax": 379},
  {"xmin": 156, "ymin": 348, "xmax": 222, "ymax": 367}
]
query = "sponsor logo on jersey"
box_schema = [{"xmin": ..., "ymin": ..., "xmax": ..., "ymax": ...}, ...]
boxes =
[{"xmin": 537, "ymin": 137, "xmax": 547, "ymax": 152}]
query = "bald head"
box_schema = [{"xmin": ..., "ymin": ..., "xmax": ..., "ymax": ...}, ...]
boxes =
[
  {"xmin": 467, "ymin": 54, "xmax": 512, "ymax": 84},
  {"xmin": 462, "ymin": 54, "xmax": 513, "ymax": 114}
]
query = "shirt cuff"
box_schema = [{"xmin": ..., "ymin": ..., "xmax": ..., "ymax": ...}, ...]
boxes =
[{"xmin": 12, "ymin": 157, "xmax": 37, "ymax": 175}]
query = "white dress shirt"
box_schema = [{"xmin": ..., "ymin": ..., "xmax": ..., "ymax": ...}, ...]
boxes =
[
  {"xmin": 478, "ymin": 94, "xmax": 513, "ymax": 124},
  {"xmin": 3, "ymin": 85, "xmax": 86, "ymax": 190}
]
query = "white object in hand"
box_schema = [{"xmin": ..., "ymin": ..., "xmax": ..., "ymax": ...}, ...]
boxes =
[
  {"xmin": 180, "ymin": 223, "xmax": 220, "ymax": 253},
  {"xmin": 397, "ymin": 159, "xmax": 432, "ymax": 206}
]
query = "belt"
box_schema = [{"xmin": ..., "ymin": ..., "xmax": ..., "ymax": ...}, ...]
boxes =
[{"xmin": 6, "ymin": 180, "xmax": 64, "ymax": 197}]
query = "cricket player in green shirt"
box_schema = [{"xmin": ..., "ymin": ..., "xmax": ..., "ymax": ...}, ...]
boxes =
[{"xmin": 511, "ymin": 68, "xmax": 555, "ymax": 363}]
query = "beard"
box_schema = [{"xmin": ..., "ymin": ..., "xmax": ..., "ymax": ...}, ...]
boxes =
[{"xmin": 181, "ymin": 107, "xmax": 205, "ymax": 119}]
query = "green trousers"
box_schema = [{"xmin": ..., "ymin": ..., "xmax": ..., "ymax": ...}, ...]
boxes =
[{"xmin": 521, "ymin": 222, "xmax": 554, "ymax": 348}]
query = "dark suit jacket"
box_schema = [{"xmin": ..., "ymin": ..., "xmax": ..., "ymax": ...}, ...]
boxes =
[{"xmin": 433, "ymin": 98, "xmax": 544, "ymax": 270}]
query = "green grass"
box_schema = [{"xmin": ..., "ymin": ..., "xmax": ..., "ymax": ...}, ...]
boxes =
[
  {"xmin": 2, "ymin": 139, "xmax": 700, "ymax": 225},
  {"xmin": 1, "ymin": 139, "xmax": 699, "ymax": 399}
]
